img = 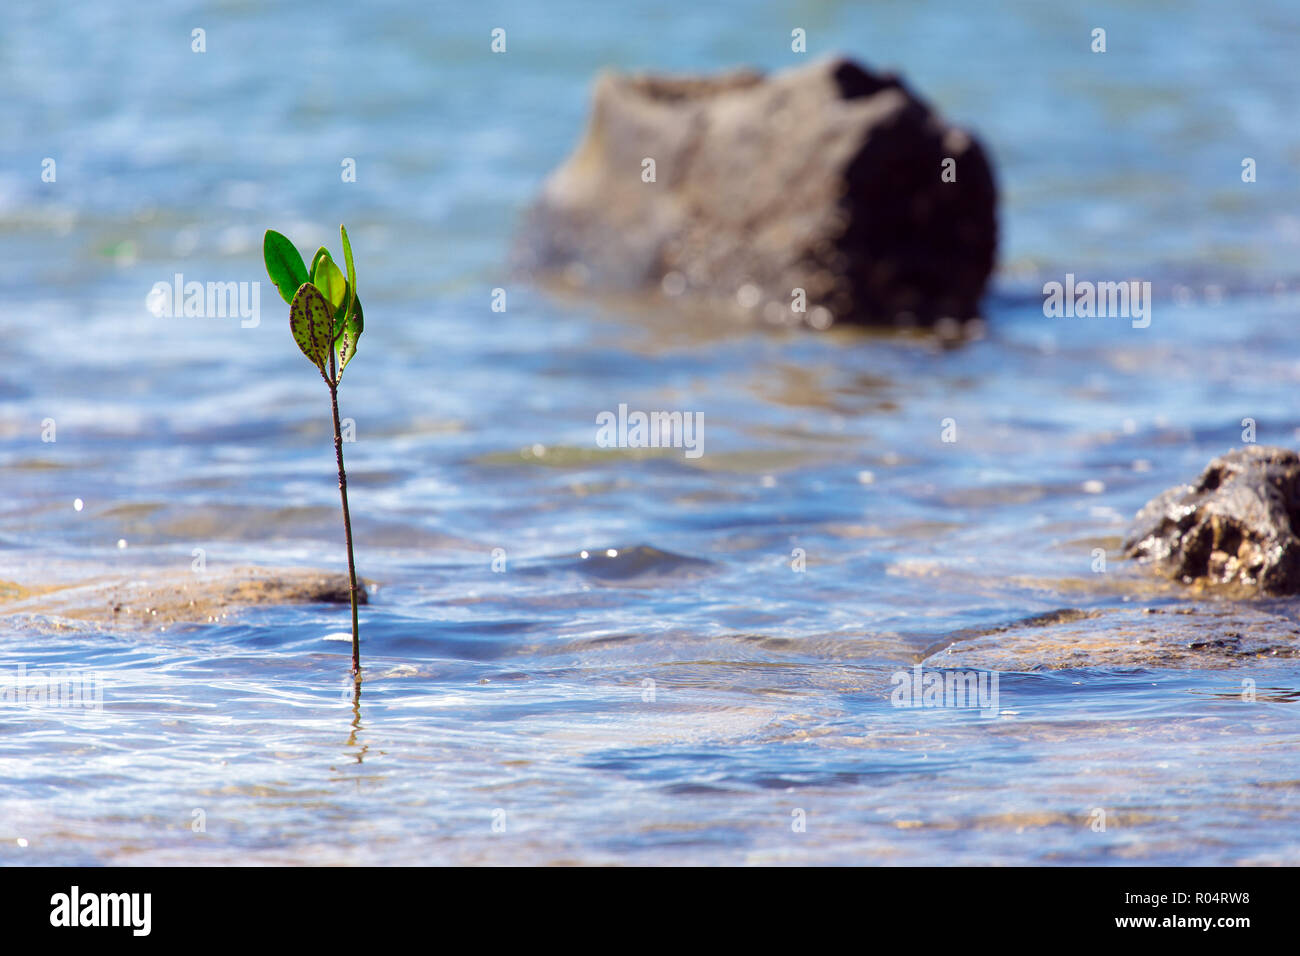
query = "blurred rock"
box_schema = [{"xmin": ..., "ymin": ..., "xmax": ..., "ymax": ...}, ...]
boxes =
[
  {"xmin": 1123, "ymin": 446, "xmax": 1300, "ymax": 594},
  {"xmin": 515, "ymin": 56, "xmax": 998, "ymax": 328}
]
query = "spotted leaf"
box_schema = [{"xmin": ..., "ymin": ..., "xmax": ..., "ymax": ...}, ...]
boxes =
[
  {"xmin": 289, "ymin": 282, "xmax": 334, "ymax": 378},
  {"xmin": 334, "ymin": 294, "xmax": 363, "ymax": 379}
]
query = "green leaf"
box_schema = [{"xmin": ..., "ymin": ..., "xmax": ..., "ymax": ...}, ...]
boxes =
[
  {"xmin": 263, "ymin": 230, "xmax": 309, "ymax": 305},
  {"xmin": 312, "ymin": 252, "xmax": 354, "ymax": 338},
  {"xmin": 340, "ymin": 225, "xmax": 357, "ymax": 299},
  {"xmin": 338, "ymin": 224, "xmax": 357, "ymax": 335},
  {"xmin": 313, "ymin": 254, "xmax": 348, "ymax": 315},
  {"xmin": 337, "ymin": 224, "xmax": 358, "ymax": 334},
  {"xmin": 309, "ymin": 247, "xmax": 331, "ymax": 284},
  {"xmin": 334, "ymin": 295, "xmax": 363, "ymax": 379},
  {"xmin": 335, "ymin": 282, "xmax": 353, "ymax": 337},
  {"xmin": 289, "ymin": 282, "xmax": 334, "ymax": 378}
]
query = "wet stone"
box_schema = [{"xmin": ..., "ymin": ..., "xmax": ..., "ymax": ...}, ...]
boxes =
[{"xmin": 1123, "ymin": 445, "xmax": 1300, "ymax": 595}]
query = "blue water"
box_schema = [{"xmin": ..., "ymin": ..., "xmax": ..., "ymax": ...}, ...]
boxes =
[{"xmin": 1, "ymin": 0, "xmax": 1299, "ymax": 864}]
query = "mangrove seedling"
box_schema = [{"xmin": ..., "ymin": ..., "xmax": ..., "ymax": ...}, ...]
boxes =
[{"xmin": 263, "ymin": 224, "xmax": 366, "ymax": 678}]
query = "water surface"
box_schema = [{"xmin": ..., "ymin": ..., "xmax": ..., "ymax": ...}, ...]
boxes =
[{"xmin": 1, "ymin": 0, "xmax": 1299, "ymax": 865}]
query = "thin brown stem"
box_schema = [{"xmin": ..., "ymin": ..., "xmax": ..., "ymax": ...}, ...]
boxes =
[{"xmin": 329, "ymin": 378, "xmax": 361, "ymax": 678}]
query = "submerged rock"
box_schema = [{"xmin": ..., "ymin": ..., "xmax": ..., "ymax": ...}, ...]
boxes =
[
  {"xmin": 1, "ymin": 567, "xmax": 367, "ymax": 629},
  {"xmin": 1123, "ymin": 446, "xmax": 1300, "ymax": 595},
  {"xmin": 516, "ymin": 56, "xmax": 997, "ymax": 328},
  {"xmin": 926, "ymin": 603, "xmax": 1300, "ymax": 670}
]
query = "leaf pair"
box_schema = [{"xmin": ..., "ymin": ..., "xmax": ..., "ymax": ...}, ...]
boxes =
[{"xmin": 264, "ymin": 226, "xmax": 364, "ymax": 384}]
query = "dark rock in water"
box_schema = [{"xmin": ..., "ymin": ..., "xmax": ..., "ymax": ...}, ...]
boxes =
[
  {"xmin": 565, "ymin": 544, "xmax": 712, "ymax": 584},
  {"xmin": 1123, "ymin": 446, "xmax": 1300, "ymax": 595},
  {"xmin": 515, "ymin": 544, "xmax": 714, "ymax": 587},
  {"xmin": 515, "ymin": 56, "xmax": 998, "ymax": 328}
]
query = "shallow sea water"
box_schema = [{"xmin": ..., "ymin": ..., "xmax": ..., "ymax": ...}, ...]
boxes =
[{"xmin": 1, "ymin": 1, "xmax": 1299, "ymax": 864}]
